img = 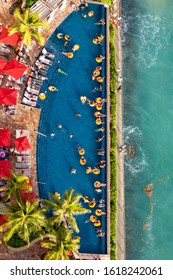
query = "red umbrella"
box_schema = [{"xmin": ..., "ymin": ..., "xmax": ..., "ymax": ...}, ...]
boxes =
[
  {"xmin": 14, "ymin": 136, "xmax": 31, "ymax": 152},
  {"xmin": 0, "ymin": 215, "xmax": 8, "ymax": 226},
  {"xmin": 0, "ymin": 87, "xmax": 17, "ymax": 105},
  {"xmin": 0, "ymin": 32, "xmax": 21, "ymax": 47},
  {"xmin": 4, "ymin": 59, "xmax": 27, "ymax": 80},
  {"xmin": 21, "ymin": 191, "xmax": 34, "ymax": 204},
  {"xmin": 0, "ymin": 26, "xmax": 8, "ymax": 40},
  {"xmin": 0, "ymin": 129, "xmax": 10, "ymax": 146},
  {"xmin": 0, "ymin": 57, "xmax": 7, "ymax": 70},
  {"xmin": 0, "ymin": 160, "xmax": 11, "ymax": 178}
]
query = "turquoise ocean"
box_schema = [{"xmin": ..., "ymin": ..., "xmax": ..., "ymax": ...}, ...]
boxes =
[{"xmin": 122, "ymin": 0, "xmax": 173, "ymax": 259}]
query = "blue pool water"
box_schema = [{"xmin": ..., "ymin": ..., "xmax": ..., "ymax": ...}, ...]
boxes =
[
  {"xmin": 36, "ymin": 3, "xmax": 107, "ymax": 254},
  {"xmin": 122, "ymin": 0, "xmax": 173, "ymax": 259}
]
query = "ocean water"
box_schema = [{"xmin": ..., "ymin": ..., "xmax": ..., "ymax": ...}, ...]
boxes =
[{"xmin": 122, "ymin": 0, "xmax": 173, "ymax": 259}]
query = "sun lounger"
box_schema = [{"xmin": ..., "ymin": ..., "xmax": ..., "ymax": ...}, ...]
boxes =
[
  {"xmin": 16, "ymin": 155, "xmax": 31, "ymax": 163},
  {"xmin": 27, "ymin": 86, "xmax": 39, "ymax": 95},
  {"xmin": 15, "ymin": 161, "xmax": 31, "ymax": 169},
  {"xmin": 24, "ymin": 91, "xmax": 38, "ymax": 101},
  {"xmin": 14, "ymin": 169, "xmax": 31, "ymax": 176},
  {"xmin": 35, "ymin": 60, "xmax": 49, "ymax": 70},
  {"xmin": 38, "ymin": 55, "xmax": 53, "ymax": 65},
  {"xmin": 22, "ymin": 96, "xmax": 37, "ymax": 107},
  {"xmin": 38, "ymin": 68, "xmax": 47, "ymax": 76},
  {"xmin": 42, "ymin": 48, "xmax": 55, "ymax": 59},
  {"xmin": 29, "ymin": 78, "xmax": 43, "ymax": 86}
]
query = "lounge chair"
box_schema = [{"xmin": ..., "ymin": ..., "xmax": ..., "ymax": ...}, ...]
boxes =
[
  {"xmin": 22, "ymin": 96, "xmax": 36, "ymax": 107},
  {"xmin": 35, "ymin": 60, "xmax": 49, "ymax": 70},
  {"xmin": 14, "ymin": 169, "xmax": 31, "ymax": 176},
  {"xmin": 38, "ymin": 68, "xmax": 47, "ymax": 76},
  {"xmin": 38, "ymin": 55, "xmax": 53, "ymax": 65},
  {"xmin": 16, "ymin": 129, "xmax": 30, "ymax": 139},
  {"xmin": 27, "ymin": 86, "xmax": 39, "ymax": 95},
  {"xmin": 16, "ymin": 155, "xmax": 31, "ymax": 163},
  {"xmin": 15, "ymin": 162, "xmax": 31, "ymax": 169},
  {"xmin": 42, "ymin": 48, "xmax": 55, "ymax": 59},
  {"xmin": 29, "ymin": 71, "xmax": 43, "ymax": 79},
  {"xmin": 24, "ymin": 91, "xmax": 38, "ymax": 101}
]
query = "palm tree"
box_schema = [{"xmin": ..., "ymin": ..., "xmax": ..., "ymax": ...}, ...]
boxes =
[
  {"xmin": 41, "ymin": 225, "xmax": 80, "ymax": 260},
  {"xmin": 2, "ymin": 172, "xmax": 32, "ymax": 202},
  {"xmin": 44, "ymin": 189, "xmax": 91, "ymax": 233},
  {"xmin": 0, "ymin": 199, "xmax": 47, "ymax": 244},
  {"xmin": 8, "ymin": 8, "xmax": 48, "ymax": 47}
]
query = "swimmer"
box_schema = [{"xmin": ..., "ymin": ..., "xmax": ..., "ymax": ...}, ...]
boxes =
[
  {"xmin": 69, "ymin": 133, "xmax": 73, "ymax": 138},
  {"xmin": 80, "ymin": 96, "xmax": 87, "ymax": 104},
  {"xmin": 57, "ymin": 124, "xmax": 66, "ymax": 133},
  {"xmin": 100, "ymin": 163, "xmax": 106, "ymax": 168},
  {"xmin": 97, "ymin": 151, "xmax": 105, "ymax": 156},
  {"xmin": 95, "ymin": 188, "xmax": 102, "ymax": 193},
  {"xmin": 92, "ymin": 85, "xmax": 102, "ymax": 92},
  {"xmin": 98, "ymin": 204, "xmax": 105, "ymax": 208},
  {"xmin": 75, "ymin": 113, "xmax": 81, "ymax": 117},
  {"xmin": 94, "ymin": 112, "xmax": 106, "ymax": 118},
  {"xmin": 82, "ymin": 14, "xmax": 87, "ymax": 18},
  {"xmin": 88, "ymin": 100, "xmax": 95, "ymax": 107},
  {"xmin": 50, "ymin": 132, "xmax": 55, "ymax": 137},
  {"xmin": 71, "ymin": 168, "xmax": 76, "ymax": 174},
  {"xmin": 98, "ymin": 160, "xmax": 106, "ymax": 165},
  {"xmin": 95, "ymin": 127, "xmax": 105, "ymax": 132},
  {"xmin": 96, "ymin": 135, "xmax": 105, "ymax": 142},
  {"xmin": 99, "ymin": 199, "xmax": 105, "ymax": 203}
]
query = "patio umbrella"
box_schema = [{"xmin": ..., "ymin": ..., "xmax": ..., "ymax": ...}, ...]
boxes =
[
  {"xmin": 0, "ymin": 129, "xmax": 10, "ymax": 146},
  {"xmin": 3, "ymin": 59, "xmax": 27, "ymax": 80},
  {"xmin": 0, "ymin": 32, "xmax": 21, "ymax": 47},
  {"xmin": 0, "ymin": 26, "xmax": 8, "ymax": 40},
  {"xmin": 0, "ymin": 87, "xmax": 17, "ymax": 105},
  {"xmin": 14, "ymin": 136, "xmax": 31, "ymax": 152},
  {"xmin": 0, "ymin": 160, "xmax": 11, "ymax": 178},
  {"xmin": 0, "ymin": 57, "xmax": 7, "ymax": 70}
]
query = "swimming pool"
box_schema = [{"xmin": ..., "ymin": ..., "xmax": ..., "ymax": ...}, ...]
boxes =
[{"xmin": 36, "ymin": 3, "xmax": 108, "ymax": 254}]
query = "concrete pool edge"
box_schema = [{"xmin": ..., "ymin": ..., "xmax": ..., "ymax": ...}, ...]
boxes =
[{"xmin": 115, "ymin": 0, "xmax": 126, "ymax": 260}]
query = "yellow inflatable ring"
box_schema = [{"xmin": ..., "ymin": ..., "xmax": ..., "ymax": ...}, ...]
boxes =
[
  {"xmin": 88, "ymin": 11, "xmax": 94, "ymax": 17},
  {"xmin": 95, "ymin": 117, "xmax": 102, "ymax": 125},
  {"xmin": 95, "ymin": 209, "xmax": 104, "ymax": 216},
  {"xmin": 89, "ymin": 200, "xmax": 96, "ymax": 208},
  {"xmin": 94, "ymin": 111, "xmax": 101, "ymax": 117},
  {"xmin": 95, "ymin": 97, "xmax": 102, "ymax": 103},
  {"xmin": 94, "ymin": 220, "xmax": 101, "ymax": 227},
  {"xmin": 96, "ymin": 57, "xmax": 102, "ymax": 63},
  {"xmin": 93, "ymin": 38, "xmax": 98, "ymax": 44},
  {"xmin": 90, "ymin": 215, "xmax": 97, "ymax": 223},
  {"xmin": 48, "ymin": 86, "xmax": 57, "ymax": 91},
  {"xmin": 57, "ymin": 33, "xmax": 63, "ymax": 39},
  {"xmin": 93, "ymin": 69, "xmax": 100, "ymax": 77},
  {"xmin": 80, "ymin": 157, "xmax": 86, "ymax": 165},
  {"xmin": 64, "ymin": 34, "xmax": 71, "ymax": 41},
  {"xmin": 62, "ymin": 52, "xmax": 74, "ymax": 58},
  {"xmin": 97, "ymin": 34, "xmax": 104, "ymax": 41},
  {"xmin": 83, "ymin": 196, "xmax": 90, "ymax": 203},
  {"xmin": 97, "ymin": 76, "xmax": 104, "ymax": 83},
  {"xmin": 39, "ymin": 92, "xmax": 46, "ymax": 100},
  {"xmin": 86, "ymin": 166, "xmax": 92, "ymax": 174},
  {"xmin": 93, "ymin": 168, "xmax": 100, "ymax": 175},
  {"xmin": 94, "ymin": 181, "xmax": 101, "ymax": 188},
  {"xmin": 96, "ymin": 104, "xmax": 102, "ymax": 111},
  {"xmin": 80, "ymin": 96, "xmax": 87, "ymax": 103},
  {"xmin": 72, "ymin": 44, "xmax": 80, "ymax": 51},
  {"xmin": 78, "ymin": 148, "xmax": 85, "ymax": 155}
]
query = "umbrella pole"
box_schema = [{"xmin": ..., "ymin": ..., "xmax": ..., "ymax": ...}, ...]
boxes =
[{"xmin": 32, "ymin": 130, "xmax": 47, "ymax": 137}]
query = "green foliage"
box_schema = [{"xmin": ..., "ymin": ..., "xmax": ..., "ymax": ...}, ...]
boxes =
[
  {"xmin": 43, "ymin": 189, "xmax": 91, "ymax": 233},
  {"xmin": 41, "ymin": 225, "xmax": 80, "ymax": 260},
  {"xmin": 25, "ymin": 0, "xmax": 38, "ymax": 7},
  {"xmin": 9, "ymin": 8, "xmax": 48, "ymax": 47}
]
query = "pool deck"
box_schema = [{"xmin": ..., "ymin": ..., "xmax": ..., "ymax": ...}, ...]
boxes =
[{"xmin": 114, "ymin": 0, "xmax": 126, "ymax": 260}]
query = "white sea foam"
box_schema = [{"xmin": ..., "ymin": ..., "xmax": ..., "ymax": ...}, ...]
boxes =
[
  {"xmin": 121, "ymin": 10, "xmax": 172, "ymax": 68},
  {"xmin": 124, "ymin": 126, "xmax": 148, "ymax": 175}
]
